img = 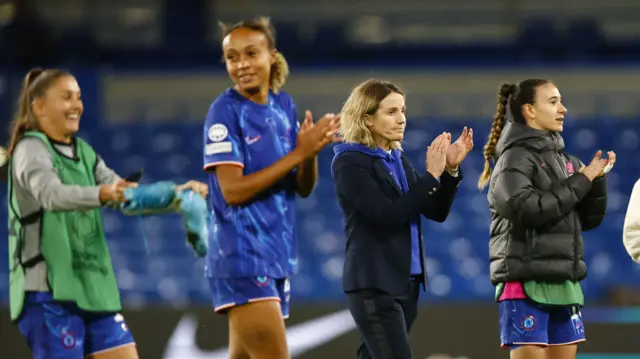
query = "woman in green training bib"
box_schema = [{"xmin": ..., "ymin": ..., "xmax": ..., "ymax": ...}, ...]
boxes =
[
  {"xmin": 477, "ymin": 79, "xmax": 614, "ymax": 359},
  {"xmin": 6, "ymin": 68, "xmax": 207, "ymax": 359}
]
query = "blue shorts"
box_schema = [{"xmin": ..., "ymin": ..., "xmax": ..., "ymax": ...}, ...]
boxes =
[
  {"xmin": 18, "ymin": 292, "xmax": 135, "ymax": 359},
  {"xmin": 499, "ymin": 299, "xmax": 585, "ymax": 350},
  {"xmin": 208, "ymin": 276, "xmax": 291, "ymax": 319}
]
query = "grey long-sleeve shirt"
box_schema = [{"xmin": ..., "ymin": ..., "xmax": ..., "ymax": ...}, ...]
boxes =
[{"xmin": 11, "ymin": 137, "xmax": 121, "ymax": 291}]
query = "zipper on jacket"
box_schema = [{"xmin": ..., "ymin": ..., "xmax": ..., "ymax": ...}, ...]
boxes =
[
  {"xmin": 550, "ymin": 135, "xmax": 579, "ymax": 279},
  {"xmin": 550, "ymin": 135, "xmax": 569, "ymax": 179}
]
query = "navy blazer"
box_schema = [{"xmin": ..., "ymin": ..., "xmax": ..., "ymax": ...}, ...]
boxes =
[{"xmin": 332, "ymin": 150, "xmax": 462, "ymax": 294}]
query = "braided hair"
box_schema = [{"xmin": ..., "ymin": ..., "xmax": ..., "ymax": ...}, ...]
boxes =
[{"xmin": 477, "ymin": 79, "xmax": 549, "ymax": 190}]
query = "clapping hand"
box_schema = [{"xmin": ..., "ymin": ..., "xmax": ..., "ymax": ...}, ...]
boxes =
[
  {"xmin": 426, "ymin": 132, "xmax": 452, "ymax": 179},
  {"xmin": 599, "ymin": 151, "xmax": 616, "ymax": 176},
  {"xmin": 296, "ymin": 111, "xmax": 341, "ymax": 158},
  {"xmin": 445, "ymin": 127, "xmax": 474, "ymax": 170},
  {"xmin": 579, "ymin": 150, "xmax": 616, "ymax": 181}
]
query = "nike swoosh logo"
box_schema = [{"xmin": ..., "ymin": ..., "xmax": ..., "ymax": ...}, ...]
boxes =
[
  {"xmin": 245, "ymin": 135, "xmax": 261, "ymax": 144},
  {"xmin": 162, "ymin": 309, "xmax": 356, "ymax": 359}
]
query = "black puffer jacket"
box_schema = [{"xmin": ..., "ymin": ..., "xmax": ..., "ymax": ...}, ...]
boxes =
[{"xmin": 488, "ymin": 121, "xmax": 607, "ymax": 285}]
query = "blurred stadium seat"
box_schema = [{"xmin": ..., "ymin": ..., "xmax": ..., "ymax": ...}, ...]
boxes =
[
  {"xmin": 4, "ymin": 2, "xmax": 640, "ymax": 358},
  {"xmin": 1, "ymin": 117, "xmax": 638, "ymax": 306},
  {"xmin": 1, "ymin": 0, "xmax": 640, "ymax": 308}
]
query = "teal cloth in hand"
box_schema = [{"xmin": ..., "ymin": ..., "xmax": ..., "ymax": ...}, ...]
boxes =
[{"xmin": 178, "ymin": 189, "xmax": 209, "ymax": 257}]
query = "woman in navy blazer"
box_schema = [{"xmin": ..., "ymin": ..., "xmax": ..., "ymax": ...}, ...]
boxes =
[{"xmin": 331, "ymin": 79, "xmax": 473, "ymax": 359}]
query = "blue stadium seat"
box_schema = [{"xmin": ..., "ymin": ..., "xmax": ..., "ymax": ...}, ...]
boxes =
[{"xmin": 1, "ymin": 118, "xmax": 638, "ymax": 304}]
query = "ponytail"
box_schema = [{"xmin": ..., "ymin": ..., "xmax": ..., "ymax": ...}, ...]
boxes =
[
  {"xmin": 6, "ymin": 68, "xmax": 70, "ymax": 157},
  {"xmin": 477, "ymin": 83, "xmax": 516, "ymax": 190},
  {"xmin": 7, "ymin": 68, "xmax": 44, "ymax": 156},
  {"xmin": 269, "ymin": 51, "xmax": 289, "ymax": 94}
]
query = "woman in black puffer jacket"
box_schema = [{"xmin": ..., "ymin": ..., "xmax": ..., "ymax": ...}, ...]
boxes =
[{"xmin": 477, "ymin": 79, "xmax": 613, "ymax": 359}]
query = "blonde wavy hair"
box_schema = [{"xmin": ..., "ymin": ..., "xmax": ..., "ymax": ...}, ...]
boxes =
[
  {"xmin": 340, "ymin": 79, "xmax": 405, "ymax": 149},
  {"xmin": 219, "ymin": 17, "xmax": 289, "ymax": 93}
]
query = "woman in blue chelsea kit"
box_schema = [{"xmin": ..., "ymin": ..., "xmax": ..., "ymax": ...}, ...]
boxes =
[{"xmin": 202, "ymin": 17, "xmax": 340, "ymax": 359}]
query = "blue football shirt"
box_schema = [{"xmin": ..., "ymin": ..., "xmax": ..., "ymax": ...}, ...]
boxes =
[{"xmin": 203, "ymin": 88, "xmax": 300, "ymax": 279}]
